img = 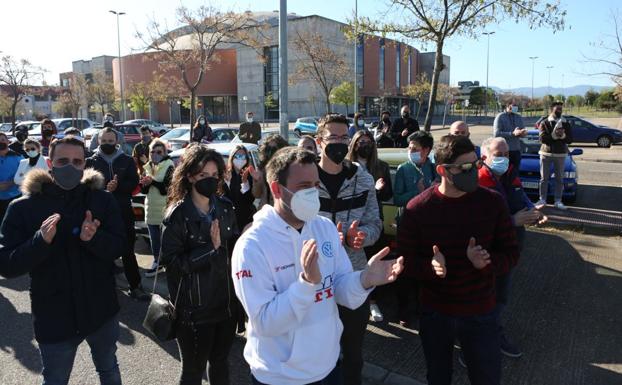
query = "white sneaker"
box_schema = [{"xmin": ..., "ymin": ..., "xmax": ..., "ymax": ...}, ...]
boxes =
[
  {"xmin": 370, "ymin": 303, "xmax": 384, "ymax": 322},
  {"xmin": 534, "ymin": 199, "xmax": 547, "ymax": 209},
  {"xmin": 554, "ymin": 201, "xmax": 568, "ymax": 210}
]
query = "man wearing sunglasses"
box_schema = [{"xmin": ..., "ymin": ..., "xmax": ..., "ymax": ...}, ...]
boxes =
[
  {"xmin": 398, "ymin": 135, "xmax": 519, "ymax": 385},
  {"xmin": 315, "ymin": 114, "xmax": 382, "ymax": 385}
]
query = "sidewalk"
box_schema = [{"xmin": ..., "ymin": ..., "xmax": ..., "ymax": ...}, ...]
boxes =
[{"xmin": 539, "ymin": 205, "xmax": 622, "ymax": 235}]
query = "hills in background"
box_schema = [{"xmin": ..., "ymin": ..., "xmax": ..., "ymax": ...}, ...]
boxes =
[{"xmin": 490, "ymin": 85, "xmax": 612, "ymax": 98}]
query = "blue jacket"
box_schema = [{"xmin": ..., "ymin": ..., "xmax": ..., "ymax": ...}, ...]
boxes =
[
  {"xmin": 493, "ymin": 112, "xmax": 525, "ymax": 151},
  {"xmin": 0, "ymin": 150, "xmax": 22, "ymax": 200},
  {"xmin": 0, "ymin": 169, "xmax": 126, "ymax": 343},
  {"xmin": 393, "ymin": 159, "xmax": 436, "ymax": 207}
]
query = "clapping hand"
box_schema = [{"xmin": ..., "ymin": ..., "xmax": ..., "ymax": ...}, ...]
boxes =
[
  {"xmin": 40, "ymin": 214, "xmax": 61, "ymax": 244},
  {"xmin": 431, "ymin": 245, "xmax": 447, "ymax": 278},
  {"xmin": 375, "ymin": 178, "xmax": 385, "ymax": 191},
  {"xmin": 210, "ymin": 219, "xmax": 221, "ymax": 250},
  {"xmin": 80, "ymin": 210, "xmax": 100, "ymax": 242},
  {"xmin": 337, "ymin": 220, "xmax": 366, "ymax": 249},
  {"xmin": 249, "ymin": 166, "xmax": 262, "ymax": 183},
  {"xmin": 466, "ymin": 237, "xmax": 491, "ymax": 270},
  {"xmin": 140, "ymin": 175, "xmax": 153, "ymax": 186},
  {"xmin": 300, "ymin": 239, "xmax": 321, "ymax": 284},
  {"xmin": 360, "ymin": 247, "xmax": 404, "ymax": 289}
]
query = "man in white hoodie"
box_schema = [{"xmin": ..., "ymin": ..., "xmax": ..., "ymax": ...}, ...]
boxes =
[{"xmin": 232, "ymin": 147, "xmax": 404, "ymax": 385}]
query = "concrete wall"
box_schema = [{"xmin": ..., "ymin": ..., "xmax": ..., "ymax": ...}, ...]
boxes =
[{"xmin": 419, "ymin": 52, "xmax": 450, "ymax": 85}]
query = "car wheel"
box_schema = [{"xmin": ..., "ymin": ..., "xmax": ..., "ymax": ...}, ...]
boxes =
[{"xmin": 597, "ymin": 135, "xmax": 612, "ymax": 148}]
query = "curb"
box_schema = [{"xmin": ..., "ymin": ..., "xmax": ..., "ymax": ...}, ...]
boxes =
[
  {"xmin": 576, "ymin": 157, "xmax": 622, "ymax": 164},
  {"xmin": 363, "ymin": 362, "xmax": 426, "ymax": 385}
]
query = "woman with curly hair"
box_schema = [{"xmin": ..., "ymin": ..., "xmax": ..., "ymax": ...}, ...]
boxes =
[{"xmin": 160, "ymin": 143, "xmax": 239, "ymax": 385}]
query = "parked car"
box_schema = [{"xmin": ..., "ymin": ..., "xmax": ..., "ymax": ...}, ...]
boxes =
[
  {"xmin": 167, "ymin": 127, "xmax": 239, "ymax": 151},
  {"xmin": 535, "ymin": 115, "xmax": 622, "ymax": 148},
  {"xmin": 294, "ymin": 117, "xmax": 320, "ymax": 135},
  {"xmin": 133, "ymin": 142, "xmax": 260, "ymax": 240},
  {"xmin": 158, "ymin": 127, "xmax": 191, "ymax": 150},
  {"xmin": 232, "ymin": 129, "xmax": 301, "ymax": 146},
  {"xmin": 52, "ymin": 118, "xmax": 98, "ymax": 131},
  {"xmin": 0, "ymin": 123, "xmax": 13, "ymax": 133},
  {"xmin": 518, "ymin": 130, "xmax": 581, "ymax": 203},
  {"xmin": 123, "ymin": 119, "xmax": 168, "ymax": 135},
  {"xmin": 13, "ymin": 120, "xmax": 41, "ymax": 135}
]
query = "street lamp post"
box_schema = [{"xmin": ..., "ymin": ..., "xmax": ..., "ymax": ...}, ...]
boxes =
[
  {"xmin": 483, "ymin": 31, "xmax": 495, "ymax": 117},
  {"xmin": 545, "ymin": 66, "xmax": 554, "ymax": 96},
  {"xmin": 353, "ymin": 0, "xmax": 358, "ymax": 116},
  {"xmin": 529, "ymin": 56, "xmax": 538, "ymax": 112},
  {"xmin": 278, "ymin": 0, "xmax": 288, "ymax": 139},
  {"xmin": 110, "ymin": 10, "xmax": 126, "ymax": 122}
]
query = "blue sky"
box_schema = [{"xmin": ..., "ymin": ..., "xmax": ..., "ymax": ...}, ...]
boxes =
[{"xmin": 1, "ymin": 0, "xmax": 619, "ymax": 90}]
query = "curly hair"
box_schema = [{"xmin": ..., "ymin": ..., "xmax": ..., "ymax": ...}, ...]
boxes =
[
  {"xmin": 258, "ymin": 134, "xmax": 289, "ymax": 170},
  {"xmin": 167, "ymin": 143, "xmax": 226, "ymax": 208}
]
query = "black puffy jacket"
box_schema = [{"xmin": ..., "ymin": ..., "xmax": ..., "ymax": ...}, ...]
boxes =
[
  {"xmin": 0, "ymin": 168, "xmax": 126, "ymax": 343},
  {"xmin": 160, "ymin": 194, "xmax": 239, "ymax": 324}
]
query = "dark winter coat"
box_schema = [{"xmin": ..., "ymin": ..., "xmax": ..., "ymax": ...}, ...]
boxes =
[{"xmin": 0, "ymin": 168, "xmax": 125, "ymax": 343}]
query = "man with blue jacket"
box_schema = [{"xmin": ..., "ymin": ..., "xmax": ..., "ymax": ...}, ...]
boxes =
[
  {"xmin": 0, "ymin": 132, "xmax": 22, "ymax": 221},
  {"xmin": 493, "ymin": 102, "xmax": 527, "ymax": 174},
  {"xmin": 232, "ymin": 147, "xmax": 403, "ymax": 385},
  {"xmin": 0, "ymin": 136, "xmax": 126, "ymax": 385}
]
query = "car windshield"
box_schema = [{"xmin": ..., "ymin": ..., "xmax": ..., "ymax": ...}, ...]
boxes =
[{"xmin": 160, "ymin": 128, "xmax": 190, "ymax": 140}]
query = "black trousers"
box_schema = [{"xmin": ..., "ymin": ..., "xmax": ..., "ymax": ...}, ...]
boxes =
[
  {"xmin": 338, "ymin": 299, "xmax": 369, "ymax": 385},
  {"xmin": 121, "ymin": 211, "xmax": 141, "ymax": 289},
  {"xmin": 508, "ymin": 150, "xmax": 522, "ymax": 179},
  {"xmin": 176, "ymin": 316, "xmax": 237, "ymax": 385},
  {"xmin": 0, "ymin": 195, "xmax": 19, "ymax": 224}
]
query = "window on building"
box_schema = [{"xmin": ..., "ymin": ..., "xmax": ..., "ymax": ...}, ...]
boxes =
[
  {"xmin": 264, "ymin": 46, "xmax": 280, "ymax": 119},
  {"xmin": 379, "ymin": 39, "xmax": 385, "ymax": 89},
  {"xmin": 356, "ymin": 36, "xmax": 364, "ymax": 88},
  {"xmin": 396, "ymin": 44, "xmax": 401, "ymax": 89}
]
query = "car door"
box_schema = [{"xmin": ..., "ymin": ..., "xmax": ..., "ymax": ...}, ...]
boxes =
[{"xmin": 568, "ymin": 118, "xmax": 591, "ymax": 143}]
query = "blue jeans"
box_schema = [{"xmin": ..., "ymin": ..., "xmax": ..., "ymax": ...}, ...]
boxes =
[
  {"xmin": 251, "ymin": 365, "xmax": 341, "ymax": 385},
  {"xmin": 147, "ymin": 224, "xmax": 161, "ymax": 261},
  {"xmin": 419, "ymin": 308, "xmax": 500, "ymax": 385},
  {"xmin": 39, "ymin": 315, "xmax": 121, "ymax": 385}
]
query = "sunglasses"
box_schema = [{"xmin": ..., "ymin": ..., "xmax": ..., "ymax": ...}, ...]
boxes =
[{"xmin": 442, "ymin": 160, "xmax": 483, "ymax": 173}]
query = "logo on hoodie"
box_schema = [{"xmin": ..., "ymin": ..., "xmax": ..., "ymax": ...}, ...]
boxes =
[
  {"xmin": 235, "ymin": 269, "xmax": 253, "ymax": 279},
  {"xmin": 321, "ymin": 241, "xmax": 333, "ymax": 258},
  {"xmin": 314, "ymin": 274, "xmax": 334, "ymax": 303}
]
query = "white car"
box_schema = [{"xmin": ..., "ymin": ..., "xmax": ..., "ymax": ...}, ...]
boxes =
[
  {"xmin": 52, "ymin": 118, "xmax": 98, "ymax": 131},
  {"xmin": 123, "ymin": 119, "xmax": 168, "ymax": 135}
]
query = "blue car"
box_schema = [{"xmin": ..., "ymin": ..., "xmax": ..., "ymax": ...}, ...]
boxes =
[
  {"xmin": 294, "ymin": 117, "xmax": 320, "ymax": 135},
  {"xmin": 535, "ymin": 115, "xmax": 622, "ymax": 148},
  {"xmin": 518, "ymin": 130, "xmax": 582, "ymax": 203}
]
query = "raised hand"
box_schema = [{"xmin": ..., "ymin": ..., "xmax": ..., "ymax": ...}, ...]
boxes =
[
  {"xmin": 40, "ymin": 214, "xmax": 61, "ymax": 244},
  {"xmin": 210, "ymin": 219, "xmax": 221, "ymax": 250},
  {"xmin": 140, "ymin": 175, "xmax": 153, "ymax": 186},
  {"xmin": 375, "ymin": 178, "xmax": 385, "ymax": 191},
  {"xmin": 336, "ymin": 222, "xmax": 345, "ymax": 245},
  {"xmin": 300, "ymin": 239, "xmax": 321, "ymax": 284},
  {"xmin": 361, "ymin": 247, "xmax": 404, "ymax": 289},
  {"xmin": 431, "ymin": 245, "xmax": 447, "ymax": 278},
  {"xmin": 345, "ymin": 220, "xmax": 366, "ymax": 250},
  {"xmin": 466, "ymin": 237, "xmax": 491, "ymax": 270},
  {"xmin": 249, "ymin": 166, "xmax": 262, "ymax": 182},
  {"xmin": 241, "ymin": 167, "xmax": 251, "ymax": 184},
  {"xmin": 107, "ymin": 174, "xmax": 118, "ymax": 192},
  {"xmin": 80, "ymin": 210, "xmax": 101, "ymax": 242}
]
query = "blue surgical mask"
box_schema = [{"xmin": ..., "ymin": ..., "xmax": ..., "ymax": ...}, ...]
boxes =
[
  {"xmin": 511, "ymin": 105, "xmax": 519, "ymax": 114},
  {"xmin": 409, "ymin": 151, "xmax": 422, "ymax": 164},
  {"xmin": 490, "ymin": 156, "xmax": 509, "ymax": 175}
]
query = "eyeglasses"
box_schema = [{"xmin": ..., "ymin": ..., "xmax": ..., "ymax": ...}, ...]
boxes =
[
  {"xmin": 442, "ymin": 160, "xmax": 483, "ymax": 173},
  {"xmin": 321, "ymin": 135, "xmax": 350, "ymax": 143}
]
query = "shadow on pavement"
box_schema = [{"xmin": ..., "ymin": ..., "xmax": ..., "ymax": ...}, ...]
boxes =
[
  {"xmin": 575, "ymin": 184, "xmax": 622, "ymax": 212},
  {"xmin": 360, "ymin": 229, "xmax": 622, "ymax": 385},
  {"xmin": 0, "ymin": 277, "xmax": 41, "ymax": 374}
]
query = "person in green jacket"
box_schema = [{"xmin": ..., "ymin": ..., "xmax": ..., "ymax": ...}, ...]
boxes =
[
  {"xmin": 139, "ymin": 139, "xmax": 175, "ymax": 277},
  {"xmin": 393, "ymin": 131, "xmax": 436, "ymax": 207},
  {"xmin": 393, "ymin": 130, "xmax": 436, "ymax": 327}
]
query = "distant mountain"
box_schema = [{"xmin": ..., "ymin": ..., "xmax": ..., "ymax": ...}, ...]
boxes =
[{"xmin": 490, "ymin": 85, "xmax": 613, "ymax": 98}]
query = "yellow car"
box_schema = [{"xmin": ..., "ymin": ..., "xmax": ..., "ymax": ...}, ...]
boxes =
[{"xmin": 377, "ymin": 148, "xmax": 410, "ymax": 244}]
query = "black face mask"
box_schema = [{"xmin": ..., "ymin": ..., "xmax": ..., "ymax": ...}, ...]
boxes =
[
  {"xmin": 449, "ymin": 167, "xmax": 479, "ymax": 193},
  {"xmin": 357, "ymin": 144, "xmax": 372, "ymax": 160},
  {"xmin": 43, "ymin": 130, "xmax": 53, "ymax": 138},
  {"xmin": 324, "ymin": 142, "xmax": 349, "ymax": 164},
  {"xmin": 554, "ymin": 111, "xmax": 562, "ymax": 119},
  {"xmin": 100, "ymin": 143, "xmax": 116, "ymax": 155},
  {"xmin": 52, "ymin": 164, "xmax": 84, "ymax": 191},
  {"xmin": 0, "ymin": 143, "xmax": 7, "ymax": 151},
  {"xmin": 382, "ymin": 117, "xmax": 391, "ymax": 124},
  {"xmin": 194, "ymin": 177, "xmax": 219, "ymax": 198},
  {"xmin": 16, "ymin": 134, "xmax": 27, "ymax": 142}
]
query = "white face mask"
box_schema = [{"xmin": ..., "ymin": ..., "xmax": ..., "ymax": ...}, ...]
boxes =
[
  {"xmin": 233, "ymin": 158, "xmax": 246, "ymax": 170},
  {"xmin": 281, "ymin": 185, "xmax": 320, "ymax": 222},
  {"xmin": 247, "ymin": 117, "xmax": 254, "ymax": 123},
  {"xmin": 199, "ymin": 119, "xmax": 206, "ymax": 125}
]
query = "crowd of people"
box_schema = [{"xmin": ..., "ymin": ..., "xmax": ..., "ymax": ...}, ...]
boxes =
[{"xmin": 0, "ymin": 101, "xmax": 573, "ymax": 385}]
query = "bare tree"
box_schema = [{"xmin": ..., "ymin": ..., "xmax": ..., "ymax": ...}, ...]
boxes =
[
  {"xmin": 583, "ymin": 10, "xmax": 622, "ymax": 87},
  {"xmin": 0, "ymin": 56, "xmax": 44, "ymax": 128},
  {"xmin": 88, "ymin": 71, "xmax": 116, "ymax": 118},
  {"xmin": 137, "ymin": 5, "xmax": 267, "ymax": 137},
  {"xmin": 352, "ymin": 0, "xmax": 566, "ymax": 131},
  {"xmin": 127, "ymin": 74, "xmax": 179, "ymax": 119},
  {"xmin": 56, "ymin": 74, "xmax": 90, "ymax": 127},
  {"xmin": 291, "ymin": 30, "xmax": 350, "ymax": 114}
]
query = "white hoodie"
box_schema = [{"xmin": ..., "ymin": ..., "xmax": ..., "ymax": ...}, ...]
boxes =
[{"xmin": 232, "ymin": 205, "xmax": 372, "ymax": 385}]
